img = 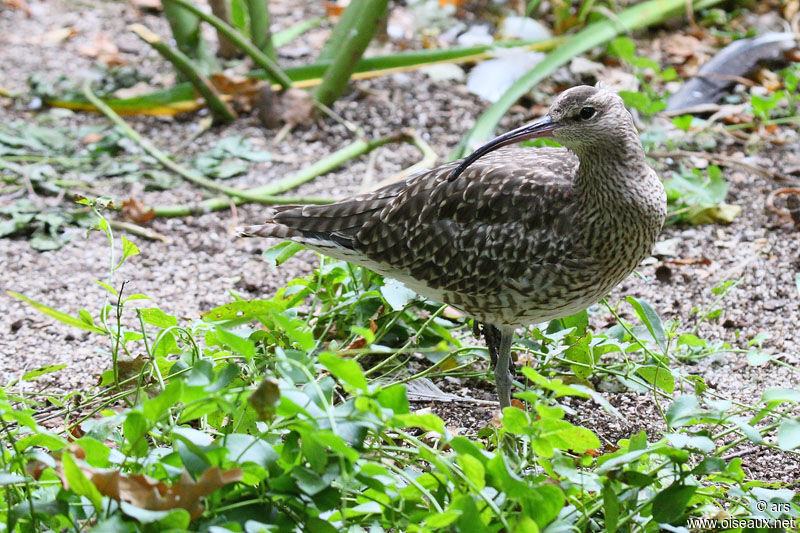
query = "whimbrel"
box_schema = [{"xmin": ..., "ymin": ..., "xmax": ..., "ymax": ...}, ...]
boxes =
[{"xmin": 242, "ymin": 85, "xmax": 667, "ymax": 408}]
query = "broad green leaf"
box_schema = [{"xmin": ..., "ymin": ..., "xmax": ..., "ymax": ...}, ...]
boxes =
[
  {"xmin": 636, "ymin": 365, "xmax": 675, "ymax": 393},
  {"xmin": 777, "ymin": 419, "xmax": 800, "ymax": 451},
  {"xmin": 139, "ymin": 308, "xmax": 177, "ymax": 328},
  {"xmin": 214, "ymin": 327, "xmax": 256, "ymax": 360},
  {"xmin": 8, "ymin": 291, "xmax": 106, "ymax": 334},
  {"xmin": 376, "ymin": 384, "xmax": 410, "ymax": 414},
  {"xmin": 394, "ymin": 413, "xmax": 445, "ymax": 434},
  {"xmin": 62, "ymin": 452, "xmax": 103, "ymax": 511},
  {"xmin": 319, "ymin": 352, "xmax": 367, "ymax": 391},
  {"xmin": 426, "ymin": 510, "xmax": 462, "ymax": 528},
  {"xmin": 603, "ymin": 482, "xmax": 620, "ymax": 533},
  {"xmin": 665, "ymin": 395, "xmax": 704, "ymax": 428},
  {"xmin": 651, "ymin": 483, "xmax": 696, "ymax": 523},
  {"xmin": 626, "ymin": 297, "xmax": 666, "ymax": 352},
  {"xmin": 457, "ymin": 453, "xmax": 485, "ymax": 490},
  {"xmin": 380, "ymin": 278, "xmax": 417, "ymax": 310},
  {"xmin": 262, "ymin": 241, "xmax": 305, "ymax": 268},
  {"xmin": 22, "ymin": 364, "xmax": 67, "ymax": 381}
]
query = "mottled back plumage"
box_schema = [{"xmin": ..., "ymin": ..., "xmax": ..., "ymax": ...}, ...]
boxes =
[{"xmin": 241, "ymin": 85, "xmax": 667, "ymax": 406}]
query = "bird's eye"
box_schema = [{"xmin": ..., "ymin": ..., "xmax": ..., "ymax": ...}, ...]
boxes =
[{"xmin": 579, "ymin": 106, "xmax": 596, "ymax": 120}]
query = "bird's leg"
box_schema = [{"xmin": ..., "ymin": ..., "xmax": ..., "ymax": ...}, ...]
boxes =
[
  {"xmin": 484, "ymin": 324, "xmax": 515, "ymax": 408},
  {"xmin": 479, "ymin": 322, "xmax": 515, "ymax": 373}
]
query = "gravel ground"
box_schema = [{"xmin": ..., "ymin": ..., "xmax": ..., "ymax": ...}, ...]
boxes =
[{"xmin": 2, "ymin": 0, "xmax": 799, "ymax": 484}]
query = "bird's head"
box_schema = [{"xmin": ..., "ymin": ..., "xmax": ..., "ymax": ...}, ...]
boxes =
[{"xmin": 450, "ymin": 85, "xmax": 636, "ymax": 180}]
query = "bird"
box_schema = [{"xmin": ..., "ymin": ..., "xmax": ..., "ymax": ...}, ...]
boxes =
[{"xmin": 241, "ymin": 85, "xmax": 667, "ymax": 408}]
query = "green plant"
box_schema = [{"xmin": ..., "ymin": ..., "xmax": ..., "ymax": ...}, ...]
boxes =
[{"xmin": 3, "ymin": 205, "xmax": 799, "ymax": 531}]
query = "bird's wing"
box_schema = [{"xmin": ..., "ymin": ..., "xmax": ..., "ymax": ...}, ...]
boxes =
[{"xmin": 254, "ymin": 146, "xmax": 595, "ymax": 295}]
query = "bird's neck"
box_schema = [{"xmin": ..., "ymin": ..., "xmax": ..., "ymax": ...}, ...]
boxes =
[{"xmin": 573, "ymin": 135, "xmax": 650, "ymax": 198}]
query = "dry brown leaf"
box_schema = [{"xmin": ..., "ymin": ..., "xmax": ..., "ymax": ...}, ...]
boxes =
[
  {"xmin": 248, "ymin": 377, "xmax": 280, "ymax": 421},
  {"xmin": 342, "ymin": 319, "xmax": 378, "ymax": 355},
  {"xmin": 2, "ymin": 0, "xmax": 31, "ymax": 16},
  {"xmin": 78, "ymin": 33, "xmax": 126, "ymax": 66},
  {"xmin": 30, "ymin": 447, "xmax": 242, "ymax": 520},
  {"xmin": 324, "ymin": 1, "xmax": 346, "ymax": 17},
  {"xmin": 128, "ymin": 0, "xmax": 162, "ymax": 11},
  {"xmin": 281, "ymin": 88, "xmax": 314, "ymax": 126},
  {"xmin": 121, "ymin": 197, "xmax": 155, "ymax": 225},
  {"xmin": 210, "ymin": 73, "xmax": 263, "ymax": 112},
  {"xmin": 113, "ymin": 81, "xmax": 157, "ymax": 100},
  {"xmin": 40, "ymin": 27, "xmax": 78, "ymax": 43},
  {"xmin": 661, "ymin": 34, "xmax": 701, "ymax": 60},
  {"xmin": 81, "ymin": 132, "xmax": 104, "ymax": 144}
]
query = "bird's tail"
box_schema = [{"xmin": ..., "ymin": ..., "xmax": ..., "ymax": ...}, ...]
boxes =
[{"xmin": 237, "ymin": 208, "xmax": 298, "ymax": 239}]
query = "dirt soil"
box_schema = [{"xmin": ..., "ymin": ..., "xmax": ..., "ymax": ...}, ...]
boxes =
[{"xmin": 2, "ymin": 0, "xmax": 799, "ymax": 484}]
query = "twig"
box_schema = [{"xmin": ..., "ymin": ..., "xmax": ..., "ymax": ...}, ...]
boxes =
[
  {"xmin": 647, "ymin": 149, "xmax": 795, "ymax": 182},
  {"xmin": 766, "ymin": 187, "xmax": 800, "ymax": 218},
  {"xmin": 108, "ymin": 220, "xmax": 171, "ymax": 243}
]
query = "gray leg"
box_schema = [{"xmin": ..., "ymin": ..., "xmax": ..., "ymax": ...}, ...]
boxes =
[{"xmin": 486, "ymin": 324, "xmax": 515, "ymax": 408}]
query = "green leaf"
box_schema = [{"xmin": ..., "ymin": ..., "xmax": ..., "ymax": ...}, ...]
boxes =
[
  {"xmin": 626, "ymin": 297, "xmax": 666, "ymax": 352},
  {"xmin": 319, "ymin": 352, "xmax": 367, "ymax": 391},
  {"xmin": 376, "ymin": 384, "xmax": 410, "ymax": 414},
  {"xmin": 7, "ymin": 291, "xmax": 106, "ymax": 334},
  {"xmin": 380, "ymin": 278, "xmax": 417, "ymax": 310},
  {"xmin": 502, "ymin": 407, "xmax": 531, "ymax": 435},
  {"xmin": 22, "ymin": 364, "xmax": 67, "ymax": 381},
  {"xmin": 635, "ymin": 365, "xmax": 675, "ymax": 393},
  {"xmin": 565, "ymin": 335, "xmax": 593, "ymax": 379},
  {"xmin": 139, "ymin": 308, "xmax": 177, "ymax": 328},
  {"xmin": 262, "ymin": 241, "xmax": 305, "ymax": 268},
  {"xmin": 603, "ymin": 482, "xmax": 620, "ymax": 533},
  {"xmin": 143, "ymin": 380, "xmax": 183, "ymax": 422},
  {"xmin": 777, "ymin": 419, "xmax": 800, "ymax": 451},
  {"xmin": 665, "ymin": 395, "xmax": 704, "ymax": 428},
  {"xmin": 118, "ymin": 235, "xmax": 139, "ymax": 268},
  {"xmin": 457, "ymin": 453, "xmax": 485, "ymax": 490},
  {"xmin": 426, "ymin": 510, "xmax": 462, "ymax": 528},
  {"xmin": 524, "ymin": 484, "xmax": 564, "ymax": 529},
  {"xmin": 394, "ymin": 413, "xmax": 445, "ymax": 434},
  {"xmin": 202, "ymin": 299, "xmax": 283, "ymax": 324},
  {"xmin": 761, "ymin": 388, "xmax": 800, "ymax": 404},
  {"xmin": 651, "ymin": 483, "xmax": 696, "ymax": 523},
  {"xmin": 214, "ymin": 327, "xmax": 256, "ymax": 360},
  {"xmin": 62, "ymin": 452, "xmax": 103, "ymax": 511}
]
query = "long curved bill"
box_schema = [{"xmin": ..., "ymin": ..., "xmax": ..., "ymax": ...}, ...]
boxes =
[{"xmin": 448, "ymin": 115, "xmax": 560, "ymax": 181}]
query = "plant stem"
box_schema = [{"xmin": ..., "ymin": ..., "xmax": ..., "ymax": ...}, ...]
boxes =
[
  {"xmin": 129, "ymin": 24, "xmax": 236, "ymax": 122},
  {"xmin": 245, "ymin": 0, "xmax": 276, "ymax": 59},
  {"xmin": 162, "ymin": 0, "xmax": 292, "ymax": 89},
  {"xmin": 161, "ymin": 0, "xmax": 219, "ymax": 75},
  {"xmin": 313, "ymin": 0, "xmax": 390, "ymax": 107}
]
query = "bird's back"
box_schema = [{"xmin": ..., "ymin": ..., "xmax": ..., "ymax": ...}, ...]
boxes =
[{"xmin": 245, "ymin": 146, "xmax": 630, "ymax": 324}]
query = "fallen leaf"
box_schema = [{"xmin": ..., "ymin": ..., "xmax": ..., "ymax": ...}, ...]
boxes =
[
  {"xmin": 113, "ymin": 81, "xmax": 157, "ymax": 100},
  {"xmin": 81, "ymin": 132, "xmax": 104, "ymax": 144},
  {"xmin": 2, "ymin": 0, "xmax": 31, "ymax": 15},
  {"xmin": 78, "ymin": 33, "xmax": 126, "ymax": 66},
  {"xmin": 129, "ymin": 0, "xmax": 162, "ymax": 11},
  {"xmin": 210, "ymin": 73, "xmax": 262, "ymax": 112},
  {"xmin": 40, "ymin": 27, "xmax": 77, "ymax": 43},
  {"xmin": 30, "ymin": 447, "xmax": 242, "ymax": 520},
  {"xmin": 686, "ymin": 203, "xmax": 741, "ymax": 225},
  {"xmin": 661, "ymin": 34, "xmax": 701, "ymax": 60},
  {"xmin": 324, "ymin": 1, "xmax": 346, "ymax": 17},
  {"xmin": 281, "ymin": 88, "xmax": 314, "ymax": 126},
  {"xmin": 248, "ymin": 377, "xmax": 280, "ymax": 421},
  {"xmin": 121, "ymin": 197, "xmax": 155, "ymax": 225}
]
